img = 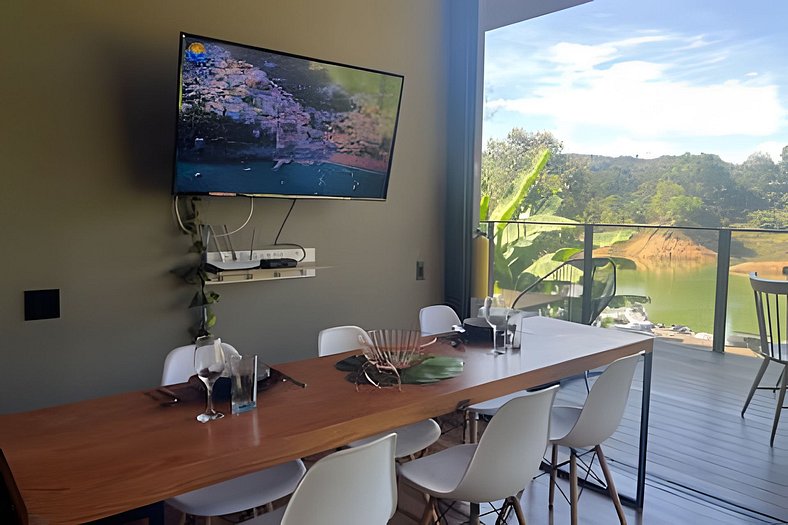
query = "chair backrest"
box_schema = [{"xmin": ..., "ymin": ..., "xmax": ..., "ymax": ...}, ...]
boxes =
[
  {"xmin": 161, "ymin": 342, "xmax": 239, "ymax": 385},
  {"xmin": 280, "ymin": 433, "xmax": 397, "ymax": 525},
  {"xmin": 588, "ymin": 259, "xmax": 617, "ymax": 324},
  {"xmin": 317, "ymin": 326, "xmax": 371, "ymax": 357},
  {"xmin": 511, "ymin": 257, "xmax": 616, "ymax": 325},
  {"xmin": 560, "ymin": 352, "xmax": 641, "ymax": 448},
  {"xmin": 750, "ymin": 272, "xmax": 788, "ymax": 362},
  {"xmin": 419, "ymin": 305, "xmax": 462, "ymax": 335},
  {"xmin": 450, "ymin": 385, "xmax": 558, "ymax": 503}
]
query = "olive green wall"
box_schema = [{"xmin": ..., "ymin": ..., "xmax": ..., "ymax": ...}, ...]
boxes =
[{"xmin": 0, "ymin": 0, "xmax": 447, "ymax": 413}]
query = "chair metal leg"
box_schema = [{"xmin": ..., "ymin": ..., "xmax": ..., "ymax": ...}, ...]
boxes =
[
  {"xmin": 549, "ymin": 444, "xmax": 558, "ymax": 508},
  {"xmin": 742, "ymin": 357, "xmax": 771, "ymax": 417},
  {"xmin": 770, "ymin": 365, "xmax": 788, "ymax": 447},
  {"xmin": 569, "ymin": 451, "xmax": 578, "ymax": 525},
  {"xmin": 595, "ymin": 445, "xmax": 627, "ymax": 525}
]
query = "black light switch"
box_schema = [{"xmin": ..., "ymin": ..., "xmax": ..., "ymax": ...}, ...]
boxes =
[{"xmin": 24, "ymin": 289, "xmax": 60, "ymax": 320}]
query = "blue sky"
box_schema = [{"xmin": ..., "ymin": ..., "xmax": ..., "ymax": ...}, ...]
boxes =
[{"xmin": 483, "ymin": 0, "xmax": 788, "ymax": 163}]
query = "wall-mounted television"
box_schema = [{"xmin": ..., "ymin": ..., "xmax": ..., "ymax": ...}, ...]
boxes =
[{"xmin": 172, "ymin": 33, "xmax": 404, "ymax": 200}]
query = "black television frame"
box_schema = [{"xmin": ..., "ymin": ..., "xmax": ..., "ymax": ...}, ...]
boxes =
[{"xmin": 171, "ymin": 32, "xmax": 404, "ymax": 201}]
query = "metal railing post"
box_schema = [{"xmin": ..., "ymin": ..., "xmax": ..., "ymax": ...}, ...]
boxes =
[
  {"xmin": 487, "ymin": 222, "xmax": 495, "ymax": 296},
  {"xmin": 712, "ymin": 229, "xmax": 732, "ymax": 353},
  {"xmin": 582, "ymin": 224, "xmax": 595, "ymax": 324}
]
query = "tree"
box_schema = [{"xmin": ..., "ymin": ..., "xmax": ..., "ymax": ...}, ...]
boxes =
[
  {"xmin": 646, "ymin": 180, "xmax": 703, "ymax": 224},
  {"xmin": 481, "ymin": 128, "xmax": 563, "ymax": 209}
]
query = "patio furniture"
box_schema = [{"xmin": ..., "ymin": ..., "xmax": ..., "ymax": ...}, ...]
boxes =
[
  {"xmin": 511, "ymin": 257, "xmax": 617, "ymax": 325},
  {"xmin": 741, "ymin": 272, "xmax": 788, "ymax": 447},
  {"xmin": 512, "ymin": 257, "xmax": 617, "ymax": 391}
]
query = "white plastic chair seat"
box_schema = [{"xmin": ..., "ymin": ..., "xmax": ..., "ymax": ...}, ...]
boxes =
[
  {"xmin": 244, "ymin": 433, "xmax": 397, "ymax": 525},
  {"xmin": 349, "ymin": 418, "xmax": 441, "ymax": 458},
  {"xmin": 399, "ymin": 387, "xmax": 558, "ymax": 523},
  {"xmin": 397, "ymin": 444, "xmax": 477, "ymax": 496},
  {"xmin": 245, "ymin": 505, "xmax": 285, "ymax": 525},
  {"xmin": 167, "ymin": 459, "xmax": 306, "ymax": 516},
  {"xmin": 161, "ymin": 342, "xmax": 240, "ymax": 385},
  {"xmin": 467, "ymin": 390, "xmax": 530, "ymax": 417},
  {"xmin": 547, "ymin": 353, "xmax": 642, "ymax": 525},
  {"xmin": 419, "ymin": 304, "xmax": 462, "ymax": 336},
  {"xmin": 548, "ymin": 405, "xmax": 583, "ymax": 443}
]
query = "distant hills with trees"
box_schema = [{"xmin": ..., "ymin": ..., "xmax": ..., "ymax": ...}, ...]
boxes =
[{"xmin": 482, "ymin": 128, "xmax": 788, "ymax": 230}]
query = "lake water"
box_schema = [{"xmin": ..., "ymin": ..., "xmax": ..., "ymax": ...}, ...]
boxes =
[{"xmin": 617, "ymin": 265, "xmax": 758, "ymax": 337}]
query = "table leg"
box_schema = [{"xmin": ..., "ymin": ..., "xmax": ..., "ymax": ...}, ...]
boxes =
[{"xmin": 635, "ymin": 350, "xmax": 652, "ymax": 509}]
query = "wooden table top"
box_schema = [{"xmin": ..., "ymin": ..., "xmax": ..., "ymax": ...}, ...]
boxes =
[{"xmin": 0, "ymin": 317, "xmax": 653, "ymax": 524}]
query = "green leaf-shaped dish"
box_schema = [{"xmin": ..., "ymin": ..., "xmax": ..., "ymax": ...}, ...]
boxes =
[{"xmin": 400, "ymin": 356, "xmax": 464, "ymax": 384}]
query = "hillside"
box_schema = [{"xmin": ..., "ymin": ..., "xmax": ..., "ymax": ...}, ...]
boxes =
[{"xmin": 595, "ymin": 230, "xmax": 717, "ymax": 269}]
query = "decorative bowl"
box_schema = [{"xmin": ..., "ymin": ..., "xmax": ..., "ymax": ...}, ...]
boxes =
[{"xmin": 362, "ymin": 329, "xmax": 425, "ymax": 370}]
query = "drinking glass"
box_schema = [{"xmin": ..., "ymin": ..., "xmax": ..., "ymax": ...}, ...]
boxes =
[
  {"xmin": 230, "ymin": 354, "xmax": 258, "ymax": 415},
  {"xmin": 194, "ymin": 335, "xmax": 226, "ymax": 423},
  {"xmin": 483, "ymin": 296, "xmax": 510, "ymax": 354}
]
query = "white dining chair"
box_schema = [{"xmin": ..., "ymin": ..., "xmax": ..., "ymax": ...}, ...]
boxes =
[
  {"xmin": 419, "ymin": 304, "xmax": 462, "ymax": 336},
  {"xmin": 548, "ymin": 352, "xmax": 642, "ymax": 525},
  {"xmin": 161, "ymin": 342, "xmax": 239, "ymax": 385},
  {"xmin": 417, "ymin": 307, "xmax": 530, "ymax": 443},
  {"xmin": 317, "ymin": 325, "xmax": 441, "ymax": 458},
  {"xmin": 244, "ymin": 433, "xmax": 398, "ymax": 525},
  {"xmin": 398, "ymin": 386, "xmax": 558, "ymax": 524},
  {"xmin": 161, "ymin": 343, "xmax": 307, "ymax": 524},
  {"xmin": 741, "ymin": 272, "xmax": 788, "ymax": 447}
]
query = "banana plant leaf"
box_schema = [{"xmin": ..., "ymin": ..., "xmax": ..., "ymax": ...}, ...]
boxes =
[{"xmin": 491, "ymin": 149, "xmax": 551, "ymax": 241}]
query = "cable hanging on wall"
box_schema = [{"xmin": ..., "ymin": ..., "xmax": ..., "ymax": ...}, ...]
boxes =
[
  {"xmin": 174, "ymin": 195, "xmax": 306, "ymax": 263},
  {"xmin": 271, "ymin": 199, "xmax": 306, "ymax": 262}
]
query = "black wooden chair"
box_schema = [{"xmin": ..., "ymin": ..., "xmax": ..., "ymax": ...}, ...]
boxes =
[
  {"xmin": 741, "ymin": 272, "xmax": 788, "ymax": 447},
  {"xmin": 511, "ymin": 257, "xmax": 617, "ymax": 390}
]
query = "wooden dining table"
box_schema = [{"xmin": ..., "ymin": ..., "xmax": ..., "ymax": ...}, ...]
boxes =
[{"xmin": 0, "ymin": 317, "xmax": 654, "ymax": 525}]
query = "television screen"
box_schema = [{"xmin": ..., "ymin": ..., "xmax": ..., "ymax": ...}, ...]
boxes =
[{"xmin": 172, "ymin": 33, "xmax": 404, "ymax": 200}]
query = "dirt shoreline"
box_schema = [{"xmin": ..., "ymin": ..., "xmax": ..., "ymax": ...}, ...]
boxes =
[
  {"xmin": 595, "ymin": 230, "xmax": 786, "ymax": 277},
  {"xmin": 729, "ymin": 261, "xmax": 788, "ymax": 278}
]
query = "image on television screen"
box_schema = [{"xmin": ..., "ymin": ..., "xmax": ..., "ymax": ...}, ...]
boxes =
[{"xmin": 173, "ymin": 33, "xmax": 404, "ymax": 200}]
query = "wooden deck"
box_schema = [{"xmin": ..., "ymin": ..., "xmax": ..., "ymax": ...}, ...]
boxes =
[
  {"xmin": 400, "ymin": 336, "xmax": 788, "ymax": 524},
  {"xmin": 557, "ymin": 335, "xmax": 788, "ymax": 524}
]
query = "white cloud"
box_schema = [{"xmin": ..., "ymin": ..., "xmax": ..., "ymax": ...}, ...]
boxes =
[
  {"xmin": 485, "ymin": 38, "xmax": 786, "ymax": 143},
  {"xmin": 752, "ymin": 140, "xmax": 787, "ymax": 162}
]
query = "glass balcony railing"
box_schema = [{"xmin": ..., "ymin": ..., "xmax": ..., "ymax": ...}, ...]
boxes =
[{"xmin": 479, "ymin": 220, "xmax": 788, "ymax": 353}]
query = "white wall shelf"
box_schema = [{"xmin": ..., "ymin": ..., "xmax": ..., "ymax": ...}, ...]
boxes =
[{"xmin": 204, "ymin": 248, "xmax": 318, "ymax": 285}]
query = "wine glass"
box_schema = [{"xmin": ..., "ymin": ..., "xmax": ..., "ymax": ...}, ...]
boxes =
[
  {"xmin": 483, "ymin": 296, "xmax": 510, "ymax": 354},
  {"xmin": 194, "ymin": 335, "xmax": 226, "ymax": 423}
]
